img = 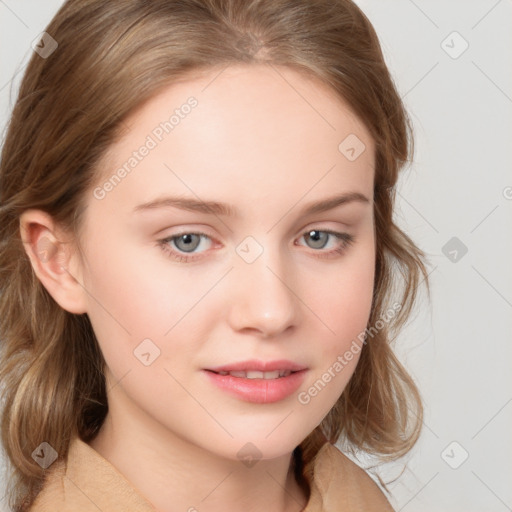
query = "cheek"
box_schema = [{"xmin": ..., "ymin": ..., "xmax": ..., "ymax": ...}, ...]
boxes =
[
  {"xmin": 299, "ymin": 239, "xmax": 375, "ymax": 407},
  {"xmin": 80, "ymin": 238, "xmax": 168, "ymax": 364},
  {"xmin": 83, "ymin": 232, "xmax": 179, "ymax": 328},
  {"xmin": 312, "ymin": 243, "xmax": 375, "ymax": 345},
  {"xmin": 81, "ymin": 235, "xmax": 214, "ymax": 378}
]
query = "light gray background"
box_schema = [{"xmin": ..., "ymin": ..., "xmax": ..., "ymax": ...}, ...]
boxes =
[{"xmin": 1, "ymin": 1, "xmax": 511, "ymax": 511}]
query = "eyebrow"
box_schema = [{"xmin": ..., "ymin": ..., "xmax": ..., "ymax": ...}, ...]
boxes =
[{"xmin": 132, "ymin": 191, "xmax": 370, "ymax": 217}]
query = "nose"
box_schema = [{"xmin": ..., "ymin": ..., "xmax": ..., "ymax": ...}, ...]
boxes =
[{"xmin": 227, "ymin": 246, "xmax": 300, "ymax": 338}]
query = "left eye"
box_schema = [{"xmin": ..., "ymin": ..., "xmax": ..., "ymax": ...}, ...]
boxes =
[
  {"xmin": 298, "ymin": 229, "xmax": 353, "ymax": 252},
  {"xmin": 167, "ymin": 233, "xmax": 211, "ymax": 253},
  {"xmin": 301, "ymin": 230, "xmax": 337, "ymax": 249}
]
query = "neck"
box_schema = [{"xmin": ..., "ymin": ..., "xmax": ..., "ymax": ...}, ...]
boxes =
[{"xmin": 88, "ymin": 405, "xmax": 309, "ymax": 512}]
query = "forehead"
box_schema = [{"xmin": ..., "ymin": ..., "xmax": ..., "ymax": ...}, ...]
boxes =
[{"xmin": 93, "ymin": 63, "xmax": 375, "ymax": 213}]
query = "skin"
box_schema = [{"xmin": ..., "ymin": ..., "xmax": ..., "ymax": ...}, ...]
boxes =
[{"xmin": 20, "ymin": 64, "xmax": 376, "ymax": 512}]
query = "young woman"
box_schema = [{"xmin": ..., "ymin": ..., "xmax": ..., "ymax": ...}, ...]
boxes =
[{"xmin": 0, "ymin": 1, "xmax": 429, "ymax": 511}]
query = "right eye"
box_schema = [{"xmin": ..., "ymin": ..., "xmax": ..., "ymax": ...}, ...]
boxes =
[{"xmin": 157, "ymin": 231, "xmax": 216, "ymax": 262}]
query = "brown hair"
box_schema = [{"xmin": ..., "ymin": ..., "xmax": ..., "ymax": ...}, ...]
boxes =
[{"xmin": 0, "ymin": 0, "xmax": 430, "ymax": 510}]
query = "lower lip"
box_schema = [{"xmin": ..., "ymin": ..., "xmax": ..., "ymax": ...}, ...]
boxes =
[{"xmin": 203, "ymin": 369, "xmax": 307, "ymax": 404}]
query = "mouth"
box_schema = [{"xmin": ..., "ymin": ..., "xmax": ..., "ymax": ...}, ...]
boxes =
[
  {"xmin": 205, "ymin": 369, "xmax": 297, "ymax": 379},
  {"xmin": 202, "ymin": 360, "xmax": 308, "ymax": 404},
  {"xmin": 205, "ymin": 359, "xmax": 307, "ymax": 374}
]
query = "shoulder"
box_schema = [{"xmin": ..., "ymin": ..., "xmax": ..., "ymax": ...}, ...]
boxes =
[
  {"xmin": 307, "ymin": 443, "xmax": 395, "ymax": 512},
  {"xmin": 26, "ymin": 460, "xmax": 67, "ymax": 512},
  {"xmin": 26, "ymin": 436, "xmax": 156, "ymax": 512}
]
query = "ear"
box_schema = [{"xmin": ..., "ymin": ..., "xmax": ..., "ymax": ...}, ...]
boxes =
[{"xmin": 19, "ymin": 209, "xmax": 88, "ymax": 314}]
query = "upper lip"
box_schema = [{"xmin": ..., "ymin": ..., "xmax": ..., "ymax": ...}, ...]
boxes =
[{"xmin": 206, "ymin": 359, "xmax": 307, "ymax": 373}]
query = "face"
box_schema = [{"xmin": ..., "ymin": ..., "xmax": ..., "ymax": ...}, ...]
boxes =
[{"xmin": 70, "ymin": 64, "xmax": 376, "ymax": 460}]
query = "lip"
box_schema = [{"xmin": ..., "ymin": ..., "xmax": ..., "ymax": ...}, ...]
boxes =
[
  {"xmin": 206, "ymin": 359, "xmax": 307, "ymax": 373},
  {"xmin": 203, "ymin": 369, "xmax": 307, "ymax": 404}
]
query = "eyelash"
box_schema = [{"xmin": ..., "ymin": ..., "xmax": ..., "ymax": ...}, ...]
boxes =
[{"xmin": 157, "ymin": 229, "xmax": 355, "ymax": 263}]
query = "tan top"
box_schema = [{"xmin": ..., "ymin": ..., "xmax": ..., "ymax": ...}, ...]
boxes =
[{"xmin": 28, "ymin": 436, "xmax": 394, "ymax": 511}]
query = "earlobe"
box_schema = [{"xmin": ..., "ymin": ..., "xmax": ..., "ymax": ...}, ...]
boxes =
[{"xmin": 19, "ymin": 209, "xmax": 88, "ymax": 315}]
